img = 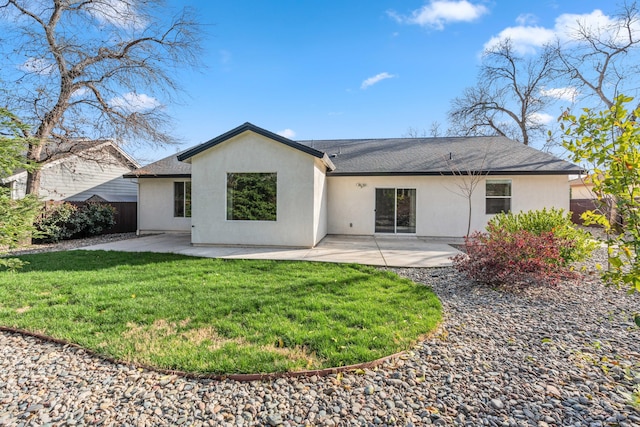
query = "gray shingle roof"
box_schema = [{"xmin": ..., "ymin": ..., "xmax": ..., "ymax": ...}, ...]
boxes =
[
  {"xmin": 10, "ymin": 139, "xmax": 139, "ymax": 177},
  {"xmin": 125, "ymin": 131, "xmax": 581, "ymax": 178},
  {"xmin": 299, "ymin": 135, "xmax": 581, "ymax": 175},
  {"xmin": 123, "ymin": 150, "xmax": 191, "ymax": 178}
]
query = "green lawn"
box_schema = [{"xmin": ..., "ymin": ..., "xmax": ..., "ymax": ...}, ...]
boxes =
[{"xmin": 0, "ymin": 251, "xmax": 441, "ymax": 374}]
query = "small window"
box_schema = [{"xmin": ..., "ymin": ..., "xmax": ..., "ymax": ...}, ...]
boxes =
[
  {"xmin": 227, "ymin": 173, "xmax": 277, "ymax": 221},
  {"xmin": 486, "ymin": 179, "xmax": 511, "ymax": 214},
  {"xmin": 174, "ymin": 181, "xmax": 191, "ymax": 218}
]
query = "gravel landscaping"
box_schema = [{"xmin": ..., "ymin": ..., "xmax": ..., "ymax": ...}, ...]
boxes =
[
  {"xmin": 7, "ymin": 232, "xmax": 138, "ymax": 256},
  {"xmin": 1, "ymin": 245, "xmax": 639, "ymax": 426}
]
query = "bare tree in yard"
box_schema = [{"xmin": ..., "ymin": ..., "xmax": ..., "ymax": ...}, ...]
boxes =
[
  {"xmin": 448, "ymin": 39, "xmax": 559, "ymax": 146},
  {"xmin": 556, "ymin": 1, "xmax": 640, "ymax": 108},
  {"xmin": 0, "ymin": 0, "xmax": 202, "ymax": 195},
  {"xmin": 442, "ymin": 147, "xmax": 490, "ymax": 237}
]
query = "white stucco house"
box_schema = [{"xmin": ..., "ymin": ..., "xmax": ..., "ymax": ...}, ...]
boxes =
[
  {"xmin": 2, "ymin": 139, "xmax": 139, "ymax": 202},
  {"xmin": 125, "ymin": 122, "xmax": 582, "ymax": 247}
]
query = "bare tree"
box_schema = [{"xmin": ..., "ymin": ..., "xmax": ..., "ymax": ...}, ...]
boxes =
[
  {"xmin": 429, "ymin": 121, "xmax": 443, "ymax": 137},
  {"xmin": 403, "ymin": 127, "xmax": 428, "ymax": 138},
  {"xmin": 556, "ymin": 2, "xmax": 640, "ymax": 231},
  {"xmin": 442, "ymin": 147, "xmax": 490, "ymax": 237},
  {"xmin": 556, "ymin": 1, "xmax": 640, "ymax": 108},
  {"xmin": 403, "ymin": 121, "xmax": 444, "ymax": 138},
  {"xmin": 448, "ymin": 39, "xmax": 559, "ymax": 146},
  {"xmin": 0, "ymin": 0, "xmax": 202, "ymax": 195}
]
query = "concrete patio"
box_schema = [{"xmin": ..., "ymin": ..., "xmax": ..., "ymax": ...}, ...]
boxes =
[{"xmin": 82, "ymin": 233, "xmax": 463, "ymax": 268}]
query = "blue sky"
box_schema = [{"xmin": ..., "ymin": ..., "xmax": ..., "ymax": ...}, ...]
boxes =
[
  {"xmin": 140, "ymin": 0, "xmax": 623, "ymax": 163},
  {"xmin": 5, "ymin": 0, "xmax": 624, "ymax": 163}
]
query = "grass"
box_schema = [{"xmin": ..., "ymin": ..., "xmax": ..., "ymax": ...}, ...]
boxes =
[{"xmin": 0, "ymin": 251, "xmax": 441, "ymax": 374}]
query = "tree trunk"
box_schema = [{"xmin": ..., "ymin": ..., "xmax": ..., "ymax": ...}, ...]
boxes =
[
  {"xmin": 466, "ymin": 197, "xmax": 472, "ymax": 237},
  {"xmin": 25, "ymin": 169, "xmax": 42, "ymax": 196},
  {"xmin": 25, "ymin": 140, "xmax": 45, "ymax": 196}
]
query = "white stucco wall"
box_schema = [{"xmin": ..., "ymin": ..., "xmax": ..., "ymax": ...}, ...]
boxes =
[
  {"xmin": 190, "ymin": 132, "xmax": 328, "ymax": 247},
  {"xmin": 313, "ymin": 158, "xmax": 328, "ymax": 244},
  {"xmin": 327, "ymin": 174, "xmax": 571, "ymax": 238},
  {"xmin": 137, "ymin": 178, "xmax": 191, "ymax": 233}
]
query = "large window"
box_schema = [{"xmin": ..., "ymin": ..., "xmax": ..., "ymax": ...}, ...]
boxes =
[
  {"xmin": 174, "ymin": 181, "xmax": 192, "ymax": 218},
  {"xmin": 486, "ymin": 179, "xmax": 511, "ymax": 214},
  {"xmin": 227, "ymin": 173, "xmax": 277, "ymax": 221}
]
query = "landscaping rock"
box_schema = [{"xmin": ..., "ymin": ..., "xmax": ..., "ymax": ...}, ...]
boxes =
[{"xmin": 0, "ymin": 247, "xmax": 638, "ymax": 426}]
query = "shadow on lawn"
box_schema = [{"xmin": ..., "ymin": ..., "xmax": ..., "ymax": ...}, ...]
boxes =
[
  {"xmin": 7, "ymin": 250, "xmax": 211, "ymax": 273},
  {"xmin": 6, "ymin": 251, "xmax": 380, "ymax": 276}
]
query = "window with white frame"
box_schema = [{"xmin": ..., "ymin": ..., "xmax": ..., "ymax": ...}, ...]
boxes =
[
  {"xmin": 174, "ymin": 181, "xmax": 191, "ymax": 218},
  {"xmin": 486, "ymin": 179, "xmax": 511, "ymax": 214}
]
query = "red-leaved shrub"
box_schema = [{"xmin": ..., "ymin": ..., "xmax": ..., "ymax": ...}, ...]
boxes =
[{"xmin": 452, "ymin": 225, "xmax": 578, "ymax": 286}]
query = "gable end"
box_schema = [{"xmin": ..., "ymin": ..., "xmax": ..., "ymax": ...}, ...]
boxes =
[{"xmin": 177, "ymin": 122, "xmax": 330, "ymax": 164}]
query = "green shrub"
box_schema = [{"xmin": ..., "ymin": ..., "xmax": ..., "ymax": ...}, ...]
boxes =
[
  {"xmin": 453, "ymin": 227, "xmax": 578, "ymax": 286},
  {"xmin": 0, "ymin": 189, "xmax": 42, "ymax": 270},
  {"xmin": 488, "ymin": 208, "xmax": 597, "ymax": 265},
  {"xmin": 71, "ymin": 203, "xmax": 116, "ymax": 237},
  {"xmin": 34, "ymin": 202, "xmax": 116, "ymax": 242},
  {"xmin": 34, "ymin": 202, "xmax": 79, "ymax": 242},
  {"xmin": 0, "ymin": 190, "xmax": 42, "ymax": 249}
]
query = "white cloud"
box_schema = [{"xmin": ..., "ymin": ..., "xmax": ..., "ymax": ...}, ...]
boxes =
[
  {"xmin": 484, "ymin": 26, "xmax": 556, "ymax": 55},
  {"xmin": 554, "ymin": 10, "xmax": 618, "ymax": 42},
  {"xmin": 19, "ymin": 57, "xmax": 55, "ymax": 75},
  {"xmin": 540, "ymin": 87, "xmax": 580, "ymax": 102},
  {"xmin": 361, "ymin": 72, "xmax": 397, "ymax": 89},
  {"xmin": 277, "ymin": 129, "xmax": 296, "ymax": 139},
  {"xmin": 110, "ymin": 92, "xmax": 161, "ymax": 112},
  {"xmin": 85, "ymin": 0, "xmax": 147, "ymax": 31},
  {"xmin": 529, "ymin": 112, "xmax": 555, "ymax": 125},
  {"xmin": 485, "ymin": 8, "xmax": 640, "ymax": 55},
  {"xmin": 389, "ymin": 0, "xmax": 489, "ymax": 30},
  {"xmin": 515, "ymin": 13, "xmax": 538, "ymax": 26}
]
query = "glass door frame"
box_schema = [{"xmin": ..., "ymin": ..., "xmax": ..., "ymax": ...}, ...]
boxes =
[{"xmin": 374, "ymin": 188, "xmax": 417, "ymax": 234}]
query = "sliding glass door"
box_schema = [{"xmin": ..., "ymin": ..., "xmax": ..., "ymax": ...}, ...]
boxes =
[{"xmin": 375, "ymin": 188, "xmax": 416, "ymax": 234}]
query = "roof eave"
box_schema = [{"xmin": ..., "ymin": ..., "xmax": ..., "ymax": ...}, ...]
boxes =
[
  {"xmin": 321, "ymin": 154, "xmax": 336, "ymax": 171},
  {"xmin": 177, "ymin": 122, "xmax": 327, "ymax": 162},
  {"xmin": 123, "ymin": 173, "xmax": 192, "ymax": 179},
  {"xmin": 327, "ymin": 169, "xmax": 584, "ymax": 177}
]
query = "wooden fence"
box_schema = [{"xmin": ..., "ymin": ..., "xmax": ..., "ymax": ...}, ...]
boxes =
[
  {"xmin": 45, "ymin": 201, "xmax": 137, "ymax": 234},
  {"xmin": 570, "ymin": 199, "xmax": 599, "ymax": 225}
]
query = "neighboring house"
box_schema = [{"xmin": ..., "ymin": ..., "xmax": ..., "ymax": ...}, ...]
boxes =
[
  {"xmin": 570, "ymin": 175, "xmax": 596, "ymax": 200},
  {"xmin": 125, "ymin": 122, "xmax": 582, "ymax": 247},
  {"xmin": 569, "ymin": 175, "xmax": 606, "ymax": 225},
  {"xmin": 2, "ymin": 139, "xmax": 139, "ymax": 202}
]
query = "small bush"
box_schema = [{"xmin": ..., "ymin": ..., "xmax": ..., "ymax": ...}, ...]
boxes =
[
  {"xmin": 70, "ymin": 203, "xmax": 116, "ymax": 237},
  {"xmin": 453, "ymin": 226, "xmax": 579, "ymax": 286},
  {"xmin": 453, "ymin": 208, "xmax": 596, "ymax": 287},
  {"xmin": 487, "ymin": 208, "xmax": 597, "ymax": 265},
  {"xmin": 34, "ymin": 203, "xmax": 79, "ymax": 242},
  {"xmin": 34, "ymin": 202, "xmax": 116, "ymax": 243}
]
